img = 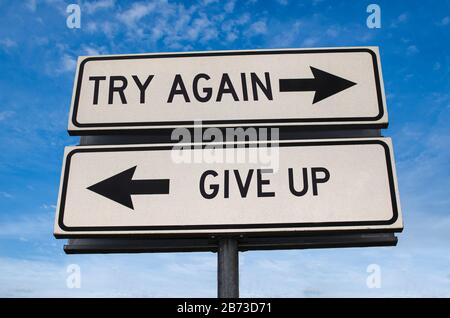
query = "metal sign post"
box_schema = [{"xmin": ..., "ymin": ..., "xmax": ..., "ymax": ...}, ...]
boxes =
[{"xmin": 218, "ymin": 238, "xmax": 239, "ymax": 298}]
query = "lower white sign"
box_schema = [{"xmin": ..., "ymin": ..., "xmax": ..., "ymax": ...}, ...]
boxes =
[{"xmin": 54, "ymin": 138, "xmax": 402, "ymax": 237}]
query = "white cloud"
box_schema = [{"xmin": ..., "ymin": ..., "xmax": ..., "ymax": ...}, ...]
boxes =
[
  {"xmin": 85, "ymin": 22, "xmax": 97, "ymax": 33},
  {"xmin": 326, "ymin": 25, "xmax": 340, "ymax": 37},
  {"xmin": 0, "ymin": 191, "xmax": 13, "ymax": 199},
  {"xmin": 0, "ymin": 254, "xmax": 217, "ymax": 297},
  {"xmin": 246, "ymin": 21, "xmax": 267, "ymax": 36},
  {"xmin": 202, "ymin": 0, "xmax": 219, "ymax": 5},
  {"xmin": 0, "ymin": 258, "xmax": 67, "ymax": 297},
  {"xmin": 57, "ymin": 54, "xmax": 76, "ymax": 73},
  {"xmin": 0, "ymin": 214, "xmax": 53, "ymax": 240},
  {"xmin": 406, "ymin": 45, "xmax": 419, "ymax": 56},
  {"xmin": 0, "ymin": 38, "xmax": 17, "ymax": 50},
  {"xmin": 0, "ymin": 111, "xmax": 15, "ymax": 122},
  {"xmin": 112, "ymin": 0, "xmax": 256, "ymax": 50},
  {"xmin": 224, "ymin": 0, "xmax": 236, "ymax": 13},
  {"xmin": 397, "ymin": 13, "xmax": 408, "ymax": 22},
  {"xmin": 390, "ymin": 12, "xmax": 408, "ymax": 28},
  {"xmin": 302, "ymin": 36, "xmax": 319, "ymax": 47},
  {"xmin": 43, "ymin": 0, "xmax": 68, "ymax": 16},
  {"xmin": 43, "ymin": 50, "xmax": 77, "ymax": 76},
  {"xmin": 86, "ymin": 21, "xmax": 116, "ymax": 38},
  {"xmin": 84, "ymin": 0, "xmax": 115, "ymax": 14},
  {"xmin": 437, "ymin": 16, "xmax": 449, "ymax": 26},
  {"xmin": 41, "ymin": 204, "xmax": 57, "ymax": 210},
  {"xmin": 268, "ymin": 20, "xmax": 301, "ymax": 47},
  {"xmin": 117, "ymin": 1, "xmax": 158, "ymax": 27},
  {"xmin": 185, "ymin": 15, "xmax": 216, "ymax": 42},
  {"xmin": 82, "ymin": 44, "xmax": 107, "ymax": 56},
  {"xmin": 226, "ymin": 32, "xmax": 238, "ymax": 43},
  {"xmin": 25, "ymin": 0, "xmax": 37, "ymax": 12},
  {"xmin": 276, "ymin": 0, "xmax": 289, "ymax": 5},
  {"xmin": 83, "ymin": 46, "xmax": 100, "ymax": 56},
  {"xmin": 221, "ymin": 13, "xmax": 250, "ymax": 41},
  {"xmin": 82, "ymin": 0, "xmax": 272, "ymax": 50}
]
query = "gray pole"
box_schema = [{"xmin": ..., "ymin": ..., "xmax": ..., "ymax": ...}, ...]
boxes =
[{"xmin": 217, "ymin": 238, "xmax": 239, "ymax": 298}]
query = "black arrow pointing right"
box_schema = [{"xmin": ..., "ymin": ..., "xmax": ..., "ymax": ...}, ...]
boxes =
[
  {"xmin": 279, "ymin": 66, "xmax": 357, "ymax": 104},
  {"xmin": 87, "ymin": 166, "xmax": 170, "ymax": 210}
]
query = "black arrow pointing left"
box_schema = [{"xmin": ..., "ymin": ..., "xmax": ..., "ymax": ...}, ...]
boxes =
[{"xmin": 87, "ymin": 166, "xmax": 170, "ymax": 210}]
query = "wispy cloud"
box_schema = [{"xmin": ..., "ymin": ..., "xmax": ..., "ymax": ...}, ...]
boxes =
[
  {"xmin": 25, "ymin": 0, "xmax": 37, "ymax": 12},
  {"xmin": 0, "ymin": 191, "xmax": 13, "ymax": 199},
  {"xmin": 302, "ymin": 36, "xmax": 320, "ymax": 47},
  {"xmin": 84, "ymin": 0, "xmax": 115, "ymax": 14},
  {"xmin": 0, "ymin": 253, "xmax": 217, "ymax": 297},
  {"xmin": 0, "ymin": 38, "xmax": 17, "ymax": 50},
  {"xmin": 117, "ymin": 1, "xmax": 158, "ymax": 27},
  {"xmin": 81, "ymin": 0, "xmax": 271, "ymax": 50},
  {"xmin": 224, "ymin": 0, "xmax": 236, "ymax": 13},
  {"xmin": 245, "ymin": 20, "xmax": 268, "ymax": 37},
  {"xmin": 0, "ymin": 213, "xmax": 54, "ymax": 240},
  {"xmin": 81, "ymin": 44, "xmax": 108, "ymax": 56},
  {"xmin": 41, "ymin": 203, "xmax": 57, "ymax": 210},
  {"xmin": 390, "ymin": 12, "xmax": 408, "ymax": 28},
  {"xmin": 276, "ymin": 0, "xmax": 289, "ymax": 5},
  {"xmin": 0, "ymin": 111, "xmax": 14, "ymax": 122},
  {"xmin": 437, "ymin": 16, "xmax": 449, "ymax": 26},
  {"xmin": 54, "ymin": 54, "xmax": 76, "ymax": 74},
  {"xmin": 406, "ymin": 45, "xmax": 419, "ymax": 56}
]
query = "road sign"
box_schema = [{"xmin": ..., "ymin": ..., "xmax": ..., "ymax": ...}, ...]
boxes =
[
  {"xmin": 54, "ymin": 138, "xmax": 402, "ymax": 237},
  {"xmin": 68, "ymin": 47, "xmax": 388, "ymax": 135}
]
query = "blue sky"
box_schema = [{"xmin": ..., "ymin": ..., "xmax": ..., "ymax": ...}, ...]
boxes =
[{"xmin": 0, "ymin": 0, "xmax": 449, "ymax": 297}]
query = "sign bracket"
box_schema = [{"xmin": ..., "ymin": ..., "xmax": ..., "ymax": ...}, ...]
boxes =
[{"xmin": 63, "ymin": 233, "xmax": 398, "ymax": 254}]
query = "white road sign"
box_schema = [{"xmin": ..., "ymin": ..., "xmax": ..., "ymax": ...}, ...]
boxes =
[
  {"xmin": 54, "ymin": 138, "xmax": 402, "ymax": 237},
  {"xmin": 68, "ymin": 47, "xmax": 388, "ymax": 134}
]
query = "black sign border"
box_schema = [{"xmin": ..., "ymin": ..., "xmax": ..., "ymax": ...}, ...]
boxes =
[
  {"xmin": 70, "ymin": 48, "xmax": 386, "ymax": 133},
  {"xmin": 57, "ymin": 139, "xmax": 399, "ymax": 235}
]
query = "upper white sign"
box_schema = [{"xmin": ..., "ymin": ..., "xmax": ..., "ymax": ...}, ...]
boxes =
[{"xmin": 68, "ymin": 47, "xmax": 388, "ymax": 134}]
